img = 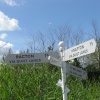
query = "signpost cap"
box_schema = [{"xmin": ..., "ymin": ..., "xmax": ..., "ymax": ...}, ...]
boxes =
[{"xmin": 58, "ymin": 41, "xmax": 64, "ymax": 47}]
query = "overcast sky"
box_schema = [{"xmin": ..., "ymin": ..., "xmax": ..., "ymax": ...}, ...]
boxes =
[{"xmin": 0, "ymin": 0, "xmax": 100, "ymax": 62}]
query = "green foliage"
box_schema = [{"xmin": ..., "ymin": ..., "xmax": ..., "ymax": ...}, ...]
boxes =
[
  {"xmin": 0, "ymin": 63, "xmax": 100, "ymax": 100},
  {"xmin": 85, "ymin": 64, "xmax": 99, "ymax": 72}
]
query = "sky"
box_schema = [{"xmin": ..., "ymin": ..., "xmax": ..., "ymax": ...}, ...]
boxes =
[{"xmin": 0, "ymin": 0, "xmax": 100, "ymax": 62}]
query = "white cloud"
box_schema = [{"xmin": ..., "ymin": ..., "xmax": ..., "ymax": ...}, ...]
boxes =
[
  {"xmin": 0, "ymin": 11, "xmax": 20, "ymax": 31},
  {"xmin": 2, "ymin": 0, "xmax": 26, "ymax": 6},
  {"xmin": 0, "ymin": 40, "xmax": 13, "ymax": 63},
  {"xmin": 0, "ymin": 33, "xmax": 7, "ymax": 39},
  {"xmin": 3, "ymin": 0, "xmax": 17, "ymax": 6}
]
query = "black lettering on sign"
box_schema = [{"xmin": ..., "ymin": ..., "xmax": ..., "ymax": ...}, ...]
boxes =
[
  {"xmin": 69, "ymin": 54, "xmax": 72, "ymax": 58},
  {"xmin": 30, "ymin": 55, "xmax": 34, "ymax": 58},
  {"xmin": 16, "ymin": 55, "xmax": 34, "ymax": 59},
  {"xmin": 70, "ymin": 66, "xmax": 72, "ymax": 69},
  {"xmin": 69, "ymin": 70, "xmax": 73, "ymax": 74},
  {"xmin": 76, "ymin": 69, "xmax": 82, "ymax": 73},
  {"xmin": 71, "ymin": 45, "xmax": 84, "ymax": 52},
  {"xmin": 9, "ymin": 60, "xmax": 15, "ymax": 63},
  {"xmin": 80, "ymin": 49, "xmax": 88, "ymax": 55},
  {"xmin": 35, "ymin": 59, "xmax": 38, "ymax": 62},
  {"xmin": 39, "ymin": 59, "xmax": 41, "ymax": 62},
  {"xmin": 29, "ymin": 59, "xmax": 41, "ymax": 63},
  {"xmin": 16, "ymin": 55, "xmax": 19, "ymax": 58},
  {"xmin": 17, "ymin": 60, "xmax": 19, "ymax": 63},
  {"xmin": 71, "ymin": 71, "xmax": 77, "ymax": 75},
  {"xmin": 16, "ymin": 59, "xmax": 27, "ymax": 63},
  {"xmin": 72, "ymin": 52, "xmax": 79, "ymax": 57},
  {"xmin": 73, "ymin": 67, "xmax": 77, "ymax": 71},
  {"xmin": 29, "ymin": 59, "xmax": 34, "ymax": 62},
  {"xmin": 74, "ymin": 72, "xmax": 77, "ymax": 75},
  {"xmin": 45, "ymin": 53, "xmax": 49, "ymax": 57}
]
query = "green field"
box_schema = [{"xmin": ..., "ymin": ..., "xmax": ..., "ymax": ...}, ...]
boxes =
[{"xmin": 0, "ymin": 63, "xmax": 100, "ymax": 100}]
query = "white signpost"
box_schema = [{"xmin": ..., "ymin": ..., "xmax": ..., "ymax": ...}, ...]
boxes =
[
  {"xmin": 64, "ymin": 39, "xmax": 96, "ymax": 61},
  {"xmin": 48, "ymin": 39, "xmax": 96, "ymax": 100},
  {"xmin": 5, "ymin": 39, "xmax": 97, "ymax": 100},
  {"xmin": 5, "ymin": 52, "xmax": 59, "ymax": 64}
]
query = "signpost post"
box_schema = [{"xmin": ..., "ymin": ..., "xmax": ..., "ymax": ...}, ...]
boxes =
[{"xmin": 58, "ymin": 41, "xmax": 67, "ymax": 100}]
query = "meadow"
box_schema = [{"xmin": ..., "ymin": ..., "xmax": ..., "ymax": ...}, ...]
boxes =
[{"xmin": 0, "ymin": 63, "xmax": 100, "ymax": 100}]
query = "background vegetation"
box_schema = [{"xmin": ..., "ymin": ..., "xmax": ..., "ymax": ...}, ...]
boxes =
[{"xmin": 0, "ymin": 63, "xmax": 100, "ymax": 100}]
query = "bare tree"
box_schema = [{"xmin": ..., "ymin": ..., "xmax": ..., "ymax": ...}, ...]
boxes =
[
  {"xmin": 26, "ymin": 33, "xmax": 37, "ymax": 53},
  {"xmin": 71, "ymin": 27, "xmax": 85, "ymax": 46},
  {"xmin": 47, "ymin": 24, "xmax": 85, "ymax": 51},
  {"xmin": 47, "ymin": 24, "xmax": 72, "ymax": 49},
  {"xmin": 36, "ymin": 32, "xmax": 47, "ymax": 52},
  {"xmin": 92, "ymin": 20, "xmax": 100, "ymax": 40},
  {"xmin": 92, "ymin": 21, "xmax": 100, "ymax": 69},
  {"xmin": 87, "ymin": 21, "xmax": 100, "ymax": 69},
  {"xmin": 26, "ymin": 24, "xmax": 85, "ymax": 54}
]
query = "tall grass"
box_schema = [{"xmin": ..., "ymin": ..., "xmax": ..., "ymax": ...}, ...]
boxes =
[{"xmin": 0, "ymin": 63, "xmax": 100, "ymax": 100}]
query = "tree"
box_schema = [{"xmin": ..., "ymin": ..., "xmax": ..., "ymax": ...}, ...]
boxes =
[
  {"xmin": 84, "ymin": 21, "xmax": 100, "ymax": 70},
  {"xmin": 47, "ymin": 24, "xmax": 72, "ymax": 49},
  {"xmin": 37, "ymin": 32, "xmax": 47, "ymax": 52},
  {"xmin": 26, "ymin": 33, "xmax": 37, "ymax": 53},
  {"xmin": 91, "ymin": 21, "xmax": 100, "ymax": 69},
  {"xmin": 72, "ymin": 27, "xmax": 85, "ymax": 45},
  {"xmin": 26, "ymin": 24, "xmax": 85, "ymax": 54}
]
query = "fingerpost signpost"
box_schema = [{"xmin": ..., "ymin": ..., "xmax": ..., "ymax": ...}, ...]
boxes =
[
  {"xmin": 48, "ymin": 39, "xmax": 96, "ymax": 100},
  {"xmin": 5, "ymin": 39, "xmax": 97, "ymax": 100}
]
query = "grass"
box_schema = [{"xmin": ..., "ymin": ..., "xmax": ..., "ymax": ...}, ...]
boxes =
[{"xmin": 0, "ymin": 63, "xmax": 100, "ymax": 100}]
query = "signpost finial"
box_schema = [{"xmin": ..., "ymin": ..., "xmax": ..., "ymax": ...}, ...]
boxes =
[{"xmin": 59, "ymin": 41, "xmax": 65, "ymax": 48}]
